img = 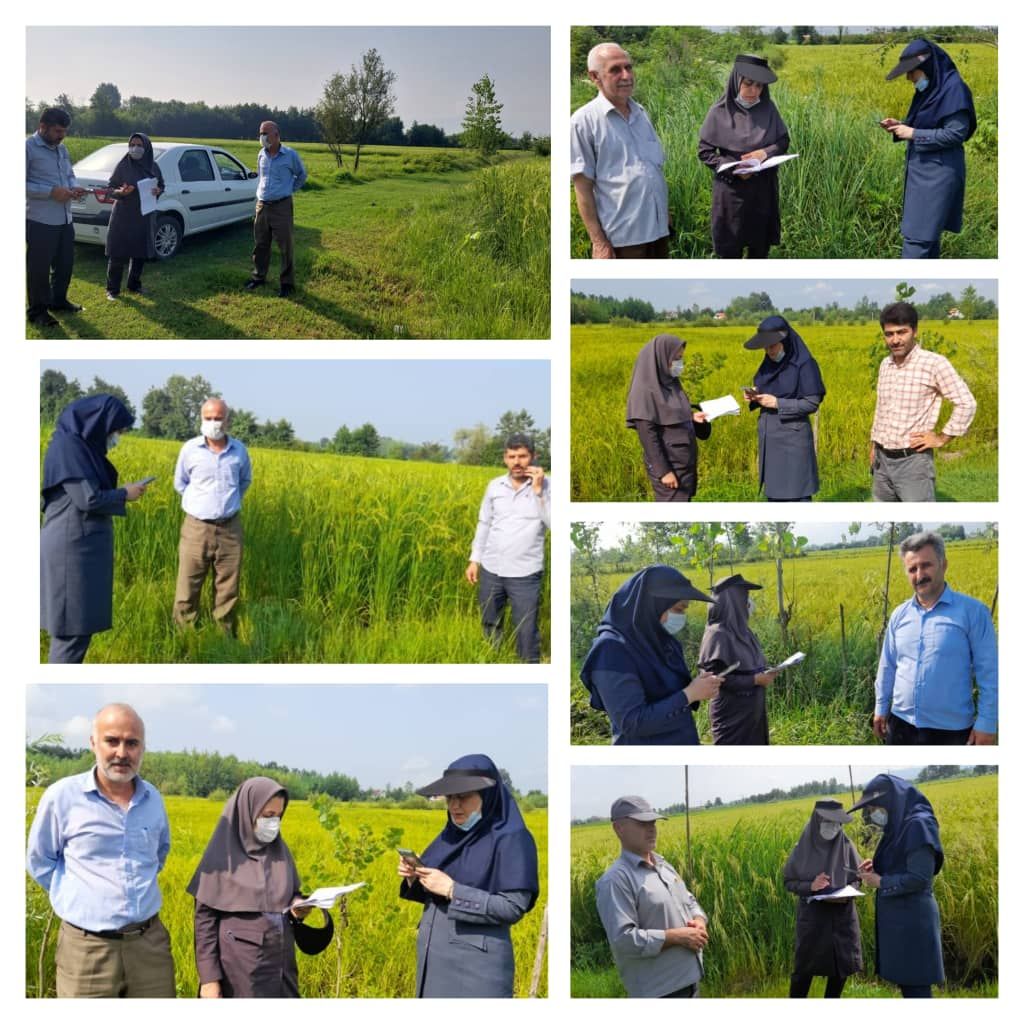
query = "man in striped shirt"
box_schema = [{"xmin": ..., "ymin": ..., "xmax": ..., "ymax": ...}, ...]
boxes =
[{"xmin": 869, "ymin": 301, "xmax": 976, "ymax": 501}]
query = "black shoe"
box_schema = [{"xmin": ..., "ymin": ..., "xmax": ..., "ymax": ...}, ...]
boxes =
[
  {"xmin": 127, "ymin": 284, "xmax": 144, "ymax": 295},
  {"xmin": 244, "ymin": 279, "xmax": 266, "ymax": 290},
  {"xmin": 278, "ymin": 284, "xmax": 295, "ymax": 298},
  {"xmin": 31, "ymin": 312, "xmax": 59, "ymax": 328},
  {"xmin": 48, "ymin": 301, "xmax": 83, "ymax": 313}
]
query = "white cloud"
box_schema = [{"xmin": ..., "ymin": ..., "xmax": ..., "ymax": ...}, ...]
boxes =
[
  {"xmin": 210, "ymin": 715, "xmax": 236, "ymax": 734},
  {"xmin": 61, "ymin": 715, "xmax": 92, "ymax": 746}
]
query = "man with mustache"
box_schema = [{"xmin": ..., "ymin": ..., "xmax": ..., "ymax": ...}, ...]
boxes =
[
  {"xmin": 26, "ymin": 703, "xmax": 176, "ymax": 997},
  {"xmin": 873, "ymin": 531, "xmax": 997, "ymax": 745},
  {"xmin": 869, "ymin": 301, "xmax": 976, "ymax": 501}
]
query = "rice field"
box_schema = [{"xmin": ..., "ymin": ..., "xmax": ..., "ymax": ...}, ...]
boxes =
[
  {"xmin": 39, "ymin": 435, "xmax": 549, "ymax": 663},
  {"xmin": 570, "ymin": 774, "xmax": 997, "ymax": 997},
  {"xmin": 571, "ymin": 537, "xmax": 998, "ymax": 746},
  {"xmin": 571, "ymin": 320, "xmax": 997, "ymax": 501},
  {"xmin": 570, "ymin": 42, "xmax": 997, "ymax": 259},
  {"xmin": 24, "ymin": 792, "xmax": 548, "ymax": 998}
]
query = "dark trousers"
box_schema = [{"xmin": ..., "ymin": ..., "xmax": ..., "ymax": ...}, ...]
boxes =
[
  {"xmin": 900, "ymin": 984, "xmax": 933, "ymax": 998},
  {"xmin": 478, "ymin": 567, "xmax": 542, "ymax": 663},
  {"xmin": 661, "ymin": 983, "xmax": 698, "ymax": 998},
  {"xmin": 26, "ymin": 220, "xmax": 74, "ymax": 317},
  {"xmin": 48, "ymin": 634, "xmax": 92, "ymax": 664},
  {"xmin": 885, "ymin": 713, "xmax": 972, "ymax": 746},
  {"xmin": 612, "ymin": 235, "xmax": 670, "ymax": 259},
  {"xmin": 715, "ymin": 239, "xmax": 770, "ymax": 259},
  {"xmin": 106, "ymin": 257, "xmax": 146, "ymax": 295},
  {"xmin": 901, "ymin": 237, "xmax": 941, "ymax": 259},
  {"xmin": 251, "ymin": 196, "xmax": 295, "ymax": 286},
  {"xmin": 789, "ymin": 973, "xmax": 847, "ymax": 998}
]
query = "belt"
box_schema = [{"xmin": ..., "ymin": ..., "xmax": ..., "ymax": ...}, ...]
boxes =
[
  {"xmin": 70, "ymin": 914, "xmax": 157, "ymax": 940},
  {"xmin": 258, "ymin": 195, "xmax": 291, "ymax": 204},
  {"xmin": 190, "ymin": 512, "xmax": 238, "ymax": 526},
  {"xmin": 876, "ymin": 444, "xmax": 926, "ymax": 460}
]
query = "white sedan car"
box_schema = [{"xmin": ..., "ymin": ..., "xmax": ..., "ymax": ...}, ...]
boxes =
[{"xmin": 71, "ymin": 142, "xmax": 258, "ymax": 259}]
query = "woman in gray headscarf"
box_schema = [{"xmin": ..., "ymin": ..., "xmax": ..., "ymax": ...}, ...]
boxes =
[
  {"xmin": 187, "ymin": 777, "xmax": 332, "ymax": 998},
  {"xmin": 626, "ymin": 334, "xmax": 711, "ymax": 502},
  {"xmin": 697, "ymin": 575, "xmax": 777, "ymax": 744},
  {"xmin": 698, "ymin": 55, "xmax": 790, "ymax": 258},
  {"xmin": 783, "ymin": 800, "xmax": 864, "ymax": 998}
]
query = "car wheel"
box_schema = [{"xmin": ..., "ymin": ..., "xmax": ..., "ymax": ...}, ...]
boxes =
[{"xmin": 153, "ymin": 215, "xmax": 183, "ymax": 259}]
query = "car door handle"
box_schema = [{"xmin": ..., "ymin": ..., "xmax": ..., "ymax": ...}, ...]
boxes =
[{"xmin": 181, "ymin": 189, "xmax": 191, "ymax": 194}]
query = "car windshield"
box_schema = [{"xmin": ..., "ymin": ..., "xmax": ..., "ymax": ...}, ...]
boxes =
[{"xmin": 73, "ymin": 144, "xmax": 168, "ymax": 175}]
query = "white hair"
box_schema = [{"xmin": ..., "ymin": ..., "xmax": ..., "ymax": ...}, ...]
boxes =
[
  {"xmin": 91, "ymin": 703, "xmax": 145, "ymax": 741},
  {"xmin": 587, "ymin": 42, "xmax": 629, "ymax": 73}
]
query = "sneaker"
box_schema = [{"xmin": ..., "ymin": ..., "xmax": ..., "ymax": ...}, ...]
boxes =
[
  {"xmin": 31, "ymin": 312, "xmax": 59, "ymax": 328},
  {"xmin": 278, "ymin": 283, "xmax": 295, "ymax": 298},
  {"xmin": 244, "ymin": 279, "xmax": 265, "ymax": 290},
  {"xmin": 47, "ymin": 301, "xmax": 83, "ymax": 313},
  {"xmin": 106, "ymin": 291, "xmax": 119, "ymax": 302}
]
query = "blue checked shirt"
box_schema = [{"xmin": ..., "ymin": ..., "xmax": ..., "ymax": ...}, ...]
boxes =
[
  {"xmin": 26, "ymin": 131, "xmax": 77, "ymax": 225},
  {"xmin": 174, "ymin": 435, "xmax": 252, "ymax": 521},
  {"xmin": 26, "ymin": 769, "xmax": 170, "ymax": 931},
  {"xmin": 256, "ymin": 143, "xmax": 307, "ymax": 201}
]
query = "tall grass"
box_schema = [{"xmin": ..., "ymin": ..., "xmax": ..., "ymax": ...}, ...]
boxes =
[
  {"xmin": 570, "ymin": 43, "xmax": 997, "ymax": 258},
  {"xmin": 25, "ymin": 794, "xmax": 548, "ymax": 998},
  {"xmin": 39, "ymin": 435, "xmax": 550, "ymax": 663},
  {"xmin": 571, "ymin": 320, "xmax": 998, "ymax": 501},
  {"xmin": 570, "ymin": 775, "xmax": 997, "ymax": 997},
  {"xmin": 571, "ymin": 538, "xmax": 998, "ymax": 745}
]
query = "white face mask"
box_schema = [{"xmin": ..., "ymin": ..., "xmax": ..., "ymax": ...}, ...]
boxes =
[
  {"xmin": 735, "ymin": 94, "xmax": 760, "ymax": 109},
  {"xmin": 669, "ymin": 359, "xmax": 684, "ymax": 378},
  {"xmin": 201, "ymin": 419, "xmax": 226, "ymax": 441},
  {"xmin": 259, "ymin": 133, "xmax": 271, "ymax": 148},
  {"xmin": 747, "ymin": 595, "xmax": 755, "ymax": 616},
  {"xmin": 661, "ymin": 611, "xmax": 686, "ymax": 635},
  {"xmin": 869, "ymin": 808, "xmax": 888, "ymax": 827},
  {"xmin": 254, "ymin": 816, "xmax": 281, "ymax": 843},
  {"xmin": 107, "ymin": 433, "xmax": 121, "ymax": 451},
  {"xmin": 128, "ymin": 145, "xmax": 144, "ymax": 160},
  {"xmin": 819, "ymin": 821, "xmax": 842, "ymax": 841}
]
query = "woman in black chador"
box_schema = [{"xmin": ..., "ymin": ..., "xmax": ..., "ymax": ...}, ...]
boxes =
[{"xmin": 698, "ymin": 55, "xmax": 790, "ymax": 258}]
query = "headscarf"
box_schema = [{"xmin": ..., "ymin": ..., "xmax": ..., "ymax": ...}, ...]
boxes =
[
  {"xmin": 186, "ymin": 777, "xmax": 301, "ymax": 912},
  {"xmin": 783, "ymin": 800, "xmax": 862, "ymax": 893},
  {"xmin": 42, "ymin": 394, "xmax": 134, "ymax": 494},
  {"xmin": 900, "ymin": 40, "xmax": 977, "ymax": 137},
  {"xmin": 108, "ymin": 132, "xmax": 164, "ymax": 192},
  {"xmin": 752, "ymin": 316, "xmax": 827, "ymax": 399},
  {"xmin": 700, "ymin": 60, "xmax": 789, "ymax": 153},
  {"xmin": 698, "ymin": 575, "xmax": 766, "ymax": 671},
  {"xmin": 417, "ymin": 754, "xmax": 539, "ymax": 906},
  {"xmin": 625, "ymin": 334, "xmax": 693, "ymax": 428},
  {"xmin": 580, "ymin": 565, "xmax": 711, "ymax": 711},
  {"xmin": 854, "ymin": 774, "xmax": 944, "ymax": 876}
]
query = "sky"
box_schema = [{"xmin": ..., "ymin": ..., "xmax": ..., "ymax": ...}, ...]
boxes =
[
  {"xmin": 571, "ymin": 765, "xmax": 944, "ymax": 819},
  {"xmin": 41, "ymin": 360, "xmax": 550, "ymax": 444},
  {"xmin": 571, "ymin": 279, "xmax": 998, "ymax": 312},
  {"xmin": 26, "ymin": 27, "xmax": 550, "ymax": 136},
  {"xmin": 27, "ymin": 684, "xmax": 547, "ymax": 794}
]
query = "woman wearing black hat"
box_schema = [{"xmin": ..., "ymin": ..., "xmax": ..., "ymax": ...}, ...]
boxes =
[
  {"xmin": 697, "ymin": 574, "xmax": 777, "ymax": 745},
  {"xmin": 880, "ymin": 40, "xmax": 976, "ymax": 258},
  {"xmin": 626, "ymin": 334, "xmax": 711, "ymax": 502},
  {"xmin": 397, "ymin": 754, "xmax": 540, "ymax": 997},
  {"xmin": 698, "ymin": 55, "xmax": 790, "ymax": 258},
  {"xmin": 783, "ymin": 801, "xmax": 864, "ymax": 998},
  {"xmin": 580, "ymin": 565, "xmax": 723, "ymax": 745},
  {"xmin": 742, "ymin": 315, "xmax": 826, "ymax": 501}
]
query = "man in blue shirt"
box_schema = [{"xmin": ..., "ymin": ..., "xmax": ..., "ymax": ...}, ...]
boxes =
[
  {"xmin": 26, "ymin": 107, "xmax": 86, "ymax": 328},
  {"xmin": 26, "ymin": 703, "xmax": 176, "ymax": 997},
  {"xmin": 873, "ymin": 530, "xmax": 997, "ymax": 745},
  {"xmin": 245, "ymin": 120, "xmax": 307, "ymax": 297},
  {"xmin": 173, "ymin": 397, "xmax": 253, "ymax": 634}
]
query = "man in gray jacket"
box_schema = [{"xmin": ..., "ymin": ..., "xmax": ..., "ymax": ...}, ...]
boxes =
[{"xmin": 595, "ymin": 795, "xmax": 708, "ymax": 997}]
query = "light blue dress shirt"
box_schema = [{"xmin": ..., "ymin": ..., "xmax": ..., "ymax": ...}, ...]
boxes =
[
  {"xmin": 26, "ymin": 768, "xmax": 170, "ymax": 931},
  {"xmin": 469, "ymin": 475, "xmax": 550, "ymax": 577},
  {"xmin": 874, "ymin": 584, "xmax": 998, "ymax": 733},
  {"xmin": 256, "ymin": 144, "xmax": 307, "ymax": 201},
  {"xmin": 26, "ymin": 131, "xmax": 77, "ymax": 225},
  {"xmin": 174, "ymin": 435, "xmax": 252, "ymax": 521}
]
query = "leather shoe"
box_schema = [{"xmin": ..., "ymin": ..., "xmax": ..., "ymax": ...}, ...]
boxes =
[
  {"xmin": 48, "ymin": 301, "xmax": 83, "ymax": 313},
  {"xmin": 31, "ymin": 312, "xmax": 59, "ymax": 328},
  {"xmin": 278, "ymin": 284, "xmax": 295, "ymax": 298},
  {"xmin": 244, "ymin": 279, "xmax": 265, "ymax": 290}
]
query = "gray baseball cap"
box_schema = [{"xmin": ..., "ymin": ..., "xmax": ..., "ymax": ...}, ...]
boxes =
[{"xmin": 611, "ymin": 795, "xmax": 667, "ymax": 822}]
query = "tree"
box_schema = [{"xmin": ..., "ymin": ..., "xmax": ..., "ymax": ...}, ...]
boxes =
[
  {"xmin": 315, "ymin": 73, "xmax": 357, "ymax": 168},
  {"xmin": 350, "ymin": 423, "xmax": 380, "ymax": 457},
  {"xmin": 40, "ymin": 370, "xmax": 83, "ymax": 425},
  {"xmin": 90, "ymin": 82, "xmax": 122, "ymax": 111},
  {"xmin": 958, "ymin": 284, "xmax": 980, "ymax": 321},
  {"xmin": 452, "ymin": 423, "xmax": 492, "ymax": 465},
  {"xmin": 85, "ymin": 377, "xmax": 135, "ymax": 422},
  {"xmin": 462, "ymin": 74, "xmax": 504, "ymax": 156},
  {"xmin": 141, "ymin": 375, "xmax": 215, "ymax": 439}
]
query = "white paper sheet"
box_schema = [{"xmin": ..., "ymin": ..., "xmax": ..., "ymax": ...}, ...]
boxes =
[
  {"xmin": 137, "ymin": 177, "xmax": 159, "ymax": 216},
  {"xmin": 717, "ymin": 153, "xmax": 800, "ymax": 175},
  {"xmin": 808, "ymin": 884, "xmax": 865, "ymax": 902},
  {"xmin": 768, "ymin": 651, "xmax": 806, "ymax": 672},
  {"xmin": 290, "ymin": 882, "xmax": 366, "ymax": 909},
  {"xmin": 697, "ymin": 394, "xmax": 741, "ymax": 420}
]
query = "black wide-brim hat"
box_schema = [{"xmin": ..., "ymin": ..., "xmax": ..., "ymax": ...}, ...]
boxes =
[
  {"xmin": 886, "ymin": 40, "xmax": 931, "ymax": 80},
  {"xmin": 744, "ymin": 328, "xmax": 788, "ymax": 350},
  {"xmin": 416, "ymin": 768, "xmax": 498, "ymax": 798},
  {"xmin": 293, "ymin": 909, "xmax": 335, "ymax": 955},
  {"xmin": 711, "ymin": 573, "xmax": 763, "ymax": 594},
  {"xmin": 848, "ymin": 788, "xmax": 888, "ymax": 813},
  {"xmin": 814, "ymin": 799, "xmax": 853, "ymax": 824},
  {"xmin": 734, "ymin": 54, "xmax": 777, "ymax": 84}
]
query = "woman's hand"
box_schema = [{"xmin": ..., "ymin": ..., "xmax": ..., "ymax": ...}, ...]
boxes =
[
  {"xmin": 810, "ymin": 872, "xmax": 831, "ymax": 892},
  {"xmin": 398, "ymin": 857, "xmax": 419, "ymax": 884},
  {"xmin": 124, "ymin": 482, "xmax": 148, "ymax": 502},
  {"xmin": 199, "ymin": 981, "xmax": 222, "ymax": 998},
  {"xmin": 684, "ymin": 672, "xmax": 722, "ymax": 703},
  {"xmin": 660, "ymin": 470, "xmax": 679, "ymax": 489},
  {"xmin": 890, "ymin": 124, "xmax": 915, "ymax": 140},
  {"xmin": 692, "ymin": 410, "xmax": 709, "ymax": 424},
  {"xmin": 754, "ymin": 393, "xmax": 778, "ymax": 410},
  {"xmin": 754, "ymin": 670, "xmax": 779, "ymax": 687},
  {"xmin": 414, "ymin": 867, "xmax": 455, "ymax": 898},
  {"xmin": 741, "ymin": 149, "xmax": 768, "ymax": 163},
  {"xmin": 288, "ymin": 897, "xmax": 312, "ymax": 920},
  {"xmin": 859, "ymin": 869, "xmax": 881, "ymax": 888},
  {"xmin": 118, "ymin": 184, "xmax": 136, "ymax": 196},
  {"xmin": 880, "ymin": 118, "xmax": 901, "ymax": 130}
]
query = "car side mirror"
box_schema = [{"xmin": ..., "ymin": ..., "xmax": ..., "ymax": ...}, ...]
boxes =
[{"xmin": 248, "ymin": 171, "xmax": 258, "ymax": 179}]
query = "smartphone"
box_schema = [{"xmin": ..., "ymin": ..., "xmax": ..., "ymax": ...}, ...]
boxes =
[
  {"xmin": 397, "ymin": 847, "xmax": 424, "ymax": 868},
  {"xmin": 742, "ymin": 387, "xmax": 757, "ymax": 399},
  {"xmin": 719, "ymin": 661, "xmax": 742, "ymax": 676},
  {"xmin": 138, "ymin": 476, "xmax": 157, "ymax": 485}
]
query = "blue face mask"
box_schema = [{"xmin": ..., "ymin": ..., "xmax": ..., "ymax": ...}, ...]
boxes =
[
  {"xmin": 669, "ymin": 359, "xmax": 684, "ymax": 378},
  {"xmin": 914, "ymin": 76, "xmax": 929, "ymax": 93},
  {"xmin": 453, "ymin": 810, "xmax": 482, "ymax": 832},
  {"xmin": 661, "ymin": 611, "xmax": 686, "ymax": 635},
  {"xmin": 769, "ymin": 348, "xmax": 786, "ymax": 363},
  {"xmin": 869, "ymin": 808, "xmax": 888, "ymax": 827},
  {"xmin": 106, "ymin": 433, "xmax": 120, "ymax": 451}
]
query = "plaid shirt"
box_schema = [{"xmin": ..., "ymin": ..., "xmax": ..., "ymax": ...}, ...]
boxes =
[{"xmin": 871, "ymin": 345, "xmax": 976, "ymax": 450}]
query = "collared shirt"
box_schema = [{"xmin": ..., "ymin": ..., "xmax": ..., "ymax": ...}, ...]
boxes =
[
  {"xmin": 596, "ymin": 850, "xmax": 706, "ymax": 998},
  {"xmin": 469, "ymin": 474, "xmax": 550, "ymax": 577},
  {"xmin": 26, "ymin": 768, "xmax": 170, "ymax": 932},
  {"xmin": 870, "ymin": 344, "xmax": 976, "ymax": 449},
  {"xmin": 570, "ymin": 93, "xmax": 669, "ymax": 247},
  {"xmin": 26, "ymin": 131, "xmax": 77, "ymax": 225},
  {"xmin": 256, "ymin": 144, "xmax": 307, "ymax": 201},
  {"xmin": 875, "ymin": 584, "xmax": 998, "ymax": 733},
  {"xmin": 174, "ymin": 435, "xmax": 252, "ymax": 521}
]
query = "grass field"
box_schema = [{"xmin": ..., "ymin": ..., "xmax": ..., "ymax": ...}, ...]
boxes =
[
  {"xmin": 570, "ymin": 320, "xmax": 997, "ymax": 501},
  {"xmin": 25, "ymin": 792, "xmax": 548, "ymax": 998},
  {"xmin": 39, "ymin": 434, "xmax": 549, "ymax": 663},
  {"xmin": 570, "ymin": 774, "xmax": 997, "ymax": 997},
  {"xmin": 571, "ymin": 537, "xmax": 998, "ymax": 745},
  {"xmin": 570, "ymin": 42, "xmax": 997, "ymax": 259},
  {"xmin": 27, "ymin": 136, "xmax": 550, "ymax": 340}
]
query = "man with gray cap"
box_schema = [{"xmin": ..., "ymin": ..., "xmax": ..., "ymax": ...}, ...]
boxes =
[{"xmin": 595, "ymin": 796, "xmax": 708, "ymax": 997}]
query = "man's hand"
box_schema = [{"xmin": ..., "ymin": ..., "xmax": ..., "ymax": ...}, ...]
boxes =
[
  {"xmin": 199, "ymin": 981, "xmax": 222, "ymax": 998},
  {"xmin": 909, "ymin": 430, "xmax": 947, "ymax": 452},
  {"xmin": 810, "ymin": 872, "xmax": 831, "ymax": 892},
  {"xmin": 660, "ymin": 470, "xmax": 679, "ymax": 490},
  {"xmin": 465, "ymin": 561, "xmax": 479, "ymax": 585},
  {"xmin": 50, "ymin": 186, "xmax": 76, "ymax": 202},
  {"xmin": 525, "ymin": 465, "xmax": 546, "ymax": 495},
  {"xmin": 967, "ymin": 728, "xmax": 996, "ymax": 745},
  {"xmin": 871, "ymin": 714, "xmax": 887, "ymax": 741},
  {"xmin": 665, "ymin": 924, "xmax": 708, "ymax": 951},
  {"xmin": 591, "ymin": 238, "xmax": 615, "ymax": 259}
]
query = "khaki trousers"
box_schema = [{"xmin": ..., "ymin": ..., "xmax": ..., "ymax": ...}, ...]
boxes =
[
  {"xmin": 174, "ymin": 513, "xmax": 243, "ymax": 629},
  {"xmin": 56, "ymin": 916, "xmax": 176, "ymax": 998},
  {"xmin": 251, "ymin": 196, "xmax": 295, "ymax": 286}
]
